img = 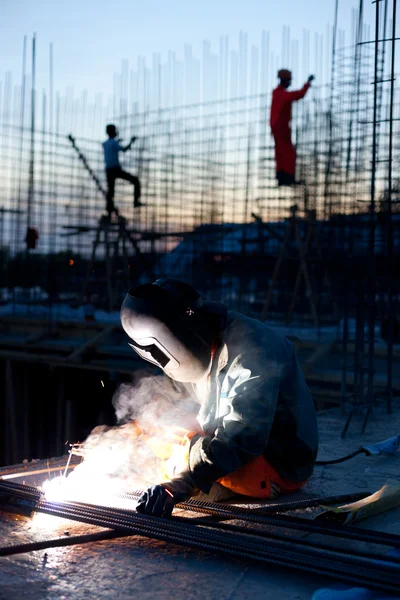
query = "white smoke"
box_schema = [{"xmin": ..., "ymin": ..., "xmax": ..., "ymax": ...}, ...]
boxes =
[
  {"xmin": 112, "ymin": 370, "xmax": 198, "ymax": 430},
  {"xmin": 48, "ymin": 373, "xmax": 200, "ymax": 500}
]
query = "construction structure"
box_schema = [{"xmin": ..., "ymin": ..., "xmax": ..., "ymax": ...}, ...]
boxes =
[
  {"xmin": 0, "ymin": 10, "xmax": 398, "ymax": 311},
  {"xmin": 0, "ymin": 1, "xmax": 399, "ymax": 464}
]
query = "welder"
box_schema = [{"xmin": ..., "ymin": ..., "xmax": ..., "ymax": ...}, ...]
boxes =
[
  {"xmin": 120, "ymin": 279, "xmax": 318, "ymax": 517},
  {"xmin": 270, "ymin": 69, "xmax": 314, "ymax": 186}
]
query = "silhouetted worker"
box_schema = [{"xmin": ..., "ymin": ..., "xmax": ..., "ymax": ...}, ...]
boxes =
[
  {"xmin": 102, "ymin": 124, "xmax": 142, "ymax": 217},
  {"xmin": 121, "ymin": 279, "xmax": 318, "ymax": 517},
  {"xmin": 270, "ymin": 70, "xmax": 314, "ymax": 187}
]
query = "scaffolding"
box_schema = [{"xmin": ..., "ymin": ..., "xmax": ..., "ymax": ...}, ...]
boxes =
[{"xmin": 0, "ymin": 5, "xmax": 398, "ymax": 323}]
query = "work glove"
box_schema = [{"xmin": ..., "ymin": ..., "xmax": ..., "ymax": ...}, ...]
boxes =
[
  {"xmin": 130, "ymin": 136, "xmax": 137, "ymax": 143},
  {"xmin": 136, "ymin": 473, "xmax": 196, "ymax": 518},
  {"xmin": 308, "ymin": 74, "xmax": 315, "ymax": 83}
]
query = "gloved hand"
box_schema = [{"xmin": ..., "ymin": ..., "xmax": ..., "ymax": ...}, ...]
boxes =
[
  {"xmin": 136, "ymin": 473, "xmax": 196, "ymax": 518},
  {"xmin": 130, "ymin": 136, "xmax": 137, "ymax": 143},
  {"xmin": 308, "ymin": 74, "xmax": 315, "ymax": 83}
]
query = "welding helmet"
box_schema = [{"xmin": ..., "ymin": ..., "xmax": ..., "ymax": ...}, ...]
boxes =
[{"xmin": 120, "ymin": 279, "xmax": 215, "ymax": 383}]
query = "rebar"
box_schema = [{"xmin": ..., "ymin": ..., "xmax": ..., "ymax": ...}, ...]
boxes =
[{"xmin": 1, "ymin": 480, "xmax": 399, "ymax": 594}]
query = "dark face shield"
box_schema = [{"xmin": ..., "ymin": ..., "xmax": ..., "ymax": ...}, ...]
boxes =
[
  {"xmin": 128, "ymin": 339, "xmax": 179, "ymax": 370},
  {"xmin": 120, "ymin": 286, "xmax": 213, "ymax": 383}
]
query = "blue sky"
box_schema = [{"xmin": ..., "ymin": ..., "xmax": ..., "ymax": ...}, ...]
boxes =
[{"xmin": 1, "ymin": 0, "xmax": 374, "ymax": 100}]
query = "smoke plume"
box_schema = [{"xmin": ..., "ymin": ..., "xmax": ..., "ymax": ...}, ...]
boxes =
[
  {"xmin": 58, "ymin": 373, "xmax": 199, "ymax": 497},
  {"xmin": 113, "ymin": 370, "xmax": 198, "ymax": 429}
]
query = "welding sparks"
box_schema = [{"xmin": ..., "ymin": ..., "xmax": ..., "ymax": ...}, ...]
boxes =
[
  {"xmin": 63, "ymin": 451, "xmax": 73, "ymax": 478},
  {"xmin": 101, "ymin": 380, "xmax": 104, "ymax": 388},
  {"xmin": 43, "ymin": 423, "xmax": 193, "ymax": 506}
]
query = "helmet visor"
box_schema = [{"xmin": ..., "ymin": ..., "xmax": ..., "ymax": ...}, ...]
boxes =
[{"xmin": 128, "ymin": 338, "xmax": 180, "ymax": 370}]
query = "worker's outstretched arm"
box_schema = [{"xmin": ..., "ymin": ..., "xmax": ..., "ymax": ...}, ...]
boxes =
[
  {"xmin": 122, "ymin": 136, "xmax": 137, "ymax": 152},
  {"xmin": 285, "ymin": 75, "xmax": 314, "ymax": 102},
  {"xmin": 286, "ymin": 82, "xmax": 310, "ymax": 102}
]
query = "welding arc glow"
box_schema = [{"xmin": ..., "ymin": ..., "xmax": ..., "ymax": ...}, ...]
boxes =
[{"xmin": 42, "ymin": 423, "xmax": 192, "ymax": 505}]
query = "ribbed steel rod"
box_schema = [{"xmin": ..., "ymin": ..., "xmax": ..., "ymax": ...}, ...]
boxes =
[
  {"xmin": 1, "ymin": 480, "xmax": 400, "ymax": 594},
  {"xmin": 123, "ymin": 490, "xmax": 400, "ymax": 548},
  {"xmin": 0, "ymin": 492, "xmax": 400, "ymax": 564},
  {"xmin": 0, "ymin": 480, "xmax": 393, "ymax": 547},
  {"xmin": 1, "ymin": 480, "xmax": 398, "ymax": 549},
  {"xmin": 0, "ymin": 530, "xmax": 123, "ymax": 557},
  {"xmin": 54, "ymin": 497, "xmax": 400, "ymax": 567},
  {"xmin": 30, "ymin": 500, "xmax": 400, "ymax": 594}
]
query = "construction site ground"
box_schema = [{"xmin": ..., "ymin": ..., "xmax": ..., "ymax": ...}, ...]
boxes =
[{"xmin": 1, "ymin": 399, "xmax": 400, "ymax": 600}]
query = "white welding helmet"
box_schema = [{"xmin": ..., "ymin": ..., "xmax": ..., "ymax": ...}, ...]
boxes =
[{"xmin": 120, "ymin": 279, "xmax": 214, "ymax": 383}]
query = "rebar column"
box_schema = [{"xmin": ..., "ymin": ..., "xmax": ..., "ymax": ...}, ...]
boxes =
[
  {"xmin": 365, "ymin": 0, "xmax": 381, "ymax": 428},
  {"xmin": 385, "ymin": 0, "xmax": 397, "ymax": 414}
]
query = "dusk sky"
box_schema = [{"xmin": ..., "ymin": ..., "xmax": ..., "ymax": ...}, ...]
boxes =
[{"xmin": 1, "ymin": 0, "xmax": 378, "ymax": 101}]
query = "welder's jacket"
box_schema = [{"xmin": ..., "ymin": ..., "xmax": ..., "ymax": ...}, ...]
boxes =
[
  {"xmin": 270, "ymin": 82, "xmax": 310, "ymax": 176},
  {"xmin": 188, "ymin": 312, "xmax": 318, "ymax": 495}
]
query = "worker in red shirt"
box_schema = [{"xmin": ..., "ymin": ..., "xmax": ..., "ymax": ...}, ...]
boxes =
[{"xmin": 270, "ymin": 69, "xmax": 314, "ymax": 186}]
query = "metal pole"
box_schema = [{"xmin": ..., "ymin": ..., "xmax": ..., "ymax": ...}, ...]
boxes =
[
  {"xmin": 240, "ymin": 127, "xmax": 252, "ymax": 311},
  {"xmin": 26, "ymin": 34, "xmax": 36, "ymax": 237},
  {"xmin": 365, "ymin": 0, "xmax": 380, "ymax": 428},
  {"xmin": 48, "ymin": 43, "xmax": 54, "ymax": 329},
  {"xmin": 323, "ymin": 0, "xmax": 339, "ymax": 219},
  {"xmin": 346, "ymin": 0, "xmax": 364, "ymax": 178},
  {"xmin": 15, "ymin": 36, "xmax": 27, "ymax": 253},
  {"xmin": 386, "ymin": 0, "xmax": 396, "ymax": 414}
]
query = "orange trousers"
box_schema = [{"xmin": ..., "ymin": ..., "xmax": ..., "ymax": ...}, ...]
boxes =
[{"xmin": 218, "ymin": 454, "xmax": 306, "ymax": 499}]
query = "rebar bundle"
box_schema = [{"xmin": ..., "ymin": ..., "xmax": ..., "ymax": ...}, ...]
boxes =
[{"xmin": 1, "ymin": 480, "xmax": 400, "ymax": 595}]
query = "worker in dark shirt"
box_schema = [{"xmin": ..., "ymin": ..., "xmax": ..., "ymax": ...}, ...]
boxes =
[
  {"xmin": 102, "ymin": 124, "xmax": 142, "ymax": 217},
  {"xmin": 270, "ymin": 70, "xmax": 314, "ymax": 186},
  {"xmin": 120, "ymin": 279, "xmax": 318, "ymax": 517}
]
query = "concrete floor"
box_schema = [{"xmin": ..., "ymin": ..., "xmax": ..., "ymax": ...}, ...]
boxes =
[{"xmin": 1, "ymin": 400, "xmax": 400, "ymax": 600}]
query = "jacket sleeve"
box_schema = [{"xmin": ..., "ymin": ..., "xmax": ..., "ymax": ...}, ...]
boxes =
[
  {"xmin": 188, "ymin": 350, "xmax": 285, "ymax": 492},
  {"xmin": 285, "ymin": 82, "xmax": 310, "ymax": 102}
]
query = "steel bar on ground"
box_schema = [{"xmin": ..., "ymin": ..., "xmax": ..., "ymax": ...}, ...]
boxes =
[
  {"xmin": 1, "ymin": 481, "xmax": 400, "ymax": 594},
  {"xmin": 27, "ymin": 500, "xmax": 400, "ymax": 594},
  {"xmin": 0, "ymin": 530, "xmax": 125, "ymax": 556},
  {"xmin": 0, "ymin": 480, "xmax": 392, "ymax": 547}
]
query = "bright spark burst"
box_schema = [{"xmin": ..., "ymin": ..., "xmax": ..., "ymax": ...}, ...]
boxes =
[{"xmin": 43, "ymin": 423, "xmax": 192, "ymax": 506}]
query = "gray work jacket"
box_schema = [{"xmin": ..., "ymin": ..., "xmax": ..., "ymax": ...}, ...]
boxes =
[{"xmin": 188, "ymin": 311, "xmax": 319, "ymax": 491}]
